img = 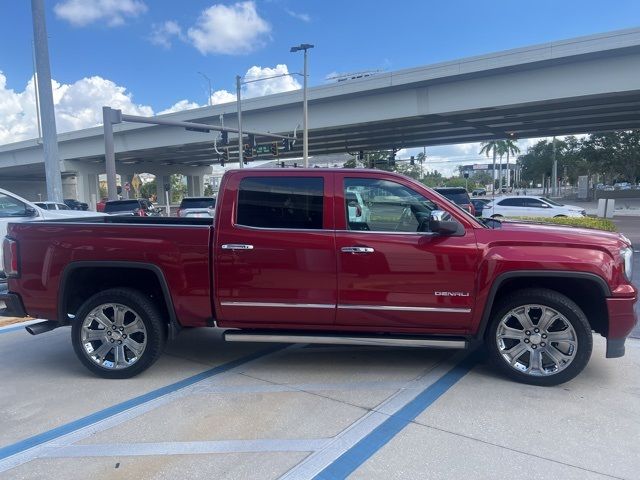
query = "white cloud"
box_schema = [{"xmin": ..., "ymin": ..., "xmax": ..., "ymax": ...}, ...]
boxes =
[
  {"xmin": 54, "ymin": 0, "xmax": 147, "ymax": 27},
  {"xmin": 0, "ymin": 64, "xmax": 300, "ymax": 145},
  {"xmin": 158, "ymin": 99, "xmax": 200, "ymax": 115},
  {"xmin": 209, "ymin": 64, "xmax": 301, "ymax": 106},
  {"xmin": 187, "ymin": 1, "xmax": 271, "ymax": 55},
  {"xmin": 149, "ymin": 20, "xmax": 185, "ymax": 49},
  {"xmin": 285, "ymin": 9, "xmax": 311, "ymax": 22},
  {"xmin": 0, "ymin": 72, "xmax": 152, "ymax": 145}
]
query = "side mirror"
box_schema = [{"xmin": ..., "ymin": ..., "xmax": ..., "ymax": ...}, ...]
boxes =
[
  {"xmin": 427, "ymin": 210, "xmax": 462, "ymax": 235},
  {"xmin": 25, "ymin": 206, "xmax": 38, "ymax": 217}
]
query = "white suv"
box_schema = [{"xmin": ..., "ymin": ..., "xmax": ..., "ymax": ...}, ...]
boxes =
[
  {"xmin": 481, "ymin": 196, "xmax": 587, "ymax": 219},
  {"xmin": 0, "ymin": 188, "xmax": 103, "ymax": 277}
]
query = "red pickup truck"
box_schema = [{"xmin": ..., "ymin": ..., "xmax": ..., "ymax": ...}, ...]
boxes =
[{"xmin": 1, "ymin": 169, "xmax": 636, "ymax": 386}]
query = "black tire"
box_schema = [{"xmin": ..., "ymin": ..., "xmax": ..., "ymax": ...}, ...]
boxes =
[
  {"xmin": 491, "ymin": 214, "xmax": 503, "ymax": 219},
  {"xmin": 72, "ymin": 288, "xmax": 166, "ymax": 379},
  {"xmin": 486, "ymin": 288, "xmax": 592, "ymax": 386}
]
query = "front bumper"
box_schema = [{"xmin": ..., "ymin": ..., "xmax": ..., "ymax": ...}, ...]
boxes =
[
  {"xmin": 0, "ymin": 282, "xmax": 27, "ymax": 318},
  {"xmin": 605, "ymin": 296, "xmax": 638, "ymax": 358}
]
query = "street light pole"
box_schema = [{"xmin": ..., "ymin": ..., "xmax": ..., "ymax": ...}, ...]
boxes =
[
  {"xmin": 198, "ymin": 71, "xmax": 212, "ymax": 106},
  {"xmin": 31, "ymin": 0, "xmax": 63, "ymax": 202},
  {"xmin": 236, "ymin": 75, "xmax": 243, "ymax": 168},
  {"xmin": 291, "ymin": 43, "xmax": 314, "ymax": 167},
  {"xmin": 551, "ymin": 136, "xmax": 557, "ymax": 196}
]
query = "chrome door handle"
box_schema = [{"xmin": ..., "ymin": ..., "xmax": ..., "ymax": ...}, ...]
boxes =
[
  {"xmin": 341, "ymin": 246, "xmax": 374, "ymax": 254},
  {"xmin": 221, "ymin": 244, "xmax": 254, "ymax": 250}
]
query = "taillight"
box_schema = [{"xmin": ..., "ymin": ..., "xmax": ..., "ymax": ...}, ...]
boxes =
[
  {"xmin": 134, "ymin": 208, "xmax": 146, "ymax": 217},
  {"xmin": 177, "ymin": 209, "xmax": 183, "ymax": 217},
  {"xmin": 3, "ymin": 238, "xmax": 19, "ymax": 278}
]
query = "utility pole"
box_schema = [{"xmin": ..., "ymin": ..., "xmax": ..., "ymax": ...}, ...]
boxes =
[
  {"xmin": 198, "ymin": 72, "xmax": 212, "ymax": 106},
  {"xmin": 31, "ymin": 0, "xmax": 63, "ymax": 202},
  {"xmin": 551, "ymin": 136, "xmax": 558, "ymax": 196},
  {"xmin": 290, "ymin": 44, "xmax": 314, "ymax": 167},
  {"xmin": 236, "ymin": 75, "xmax": 243, "ymax": 168}
]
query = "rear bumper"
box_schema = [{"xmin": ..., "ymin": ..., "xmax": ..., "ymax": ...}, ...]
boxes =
[
  {"xmin": 0, "ymin": 282, "xmax": 27, "ymax": 318},
  {"xmin": 605, "ymin": 296, "xmax": 638, "ymax": 358}
]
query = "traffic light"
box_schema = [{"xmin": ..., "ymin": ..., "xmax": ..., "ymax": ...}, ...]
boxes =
[
  {"xmin": 270, "ymin": 142, "xmax": 278, "ymax": 156},
  {"xmin": 280, "ymin": 161, "xmax": 285, "ymax": 168},
  {"xmin": 219, "ymin": 148, "xmax": 228, "ymax": 166},
  {"xmin": 243, "ymin": 143, "xmax": 253, "ymax": 159},
  {"xmin": 410, "ymin": 156, "xmax": 415, "ymax": 165},
  {"xmin": 281, "ymin": 138, "xmax": 292, "ymax": 151},
  {"xmin": 358, "ymin": 150, "xmax": 364, "ymax": 161},
  {"xmin": 220, "ymin": 130, "xmax": 228, "ymax": 145},
  {"xmin": 293, "ymin": 162, "xmax": 298, "ymax": 168},
  {"xmin": 388, "ymin": 153, "xmax": 396, "ymax": 167}
]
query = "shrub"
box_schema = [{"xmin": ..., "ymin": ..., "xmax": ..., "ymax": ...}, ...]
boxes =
[{"xmin": 506, "ymin": 217, "xmax": 617, "ymax": 232}]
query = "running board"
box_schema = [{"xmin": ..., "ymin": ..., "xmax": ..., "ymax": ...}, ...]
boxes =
[{"xmin": 223, "ymin": 331, "xmax": 467, "ymax": 349}]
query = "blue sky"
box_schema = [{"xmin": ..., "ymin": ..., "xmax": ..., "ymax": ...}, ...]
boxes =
[{"xmin": 1, "ymin": 0, "xmax": 639, "ymax": 170}]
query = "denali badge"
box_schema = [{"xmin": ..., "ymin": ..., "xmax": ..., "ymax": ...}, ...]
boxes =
[{"xmin": 435, "ymin": 291, "xmax": 470, "ymax": 297}]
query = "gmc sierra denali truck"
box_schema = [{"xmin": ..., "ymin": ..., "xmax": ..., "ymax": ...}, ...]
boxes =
[{"xmin": 1, "ymin": 169, "xmax": 636, "ymax": 386}]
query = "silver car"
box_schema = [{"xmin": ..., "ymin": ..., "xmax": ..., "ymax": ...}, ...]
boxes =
[{"xmin": 177, "ymin": 197, "xmax": 216, "ymax": 218}]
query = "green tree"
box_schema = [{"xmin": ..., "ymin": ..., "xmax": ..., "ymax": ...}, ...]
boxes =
[
  {"xmin": 479, "ymin": 141, "xmax": 501, "ymax": 189},
  {"xmin": 170, "ymin": 174, "xmax": 187, "ymax": 203},
  {"xmin": 139, "ymin": 179, "xmax": 157, "ymax": 200},
  {"xmin": 503, "ymin": 139, "xmax": 520, "ymax": 187}
]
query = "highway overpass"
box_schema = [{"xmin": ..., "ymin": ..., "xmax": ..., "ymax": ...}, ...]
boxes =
[{"xmin": 1, "ymin": 27, "xmax": 639, "ymax": 204}]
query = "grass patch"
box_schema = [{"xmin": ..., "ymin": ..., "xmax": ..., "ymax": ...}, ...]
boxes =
[{"xmin": 507, "ymin": 216, "xmax": 617, "ymax": 232}]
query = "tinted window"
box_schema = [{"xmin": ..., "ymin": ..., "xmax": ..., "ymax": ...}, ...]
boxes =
[
  {"xmin": 237, "ymin": 177, "xmax": 324, "ymax": 230},
  {"xmin": 104, "ymin": 200, "xmax": 140, "ymax": 213},
  {"xmin": 437, "ymin": 191, "xmax": 471, "ymax": 205},
  {"xmin": 180, "ymin": 198, "xmax": 216, "ymax": 209},
  {"xmin": 498, "ymin": 198, "xmax": 525, "ymax": 207},
  {"xmin": 525, "ymin": 199, "xmax": 547, "ymax": 208},
  {"xmin": 344, "ymin": 178, "xmax": 437, "ymax": 232},
  {"xmin": 0, "ymin": 194, "xmax": 28, "ymax": 217}
]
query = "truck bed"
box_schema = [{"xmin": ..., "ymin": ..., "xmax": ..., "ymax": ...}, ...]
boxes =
[{"xmin": 6, "ymin": 217, "xmax": 214, "ymax": 326}]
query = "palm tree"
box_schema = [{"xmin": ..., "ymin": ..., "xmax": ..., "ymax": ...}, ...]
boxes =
[
  {"xmin": 479, "ymin": 141, "xmax": 500, "ymax": 193},
  {"xmin": 503, "ymin": 139, "xmax": 520, "ymax": 188}
]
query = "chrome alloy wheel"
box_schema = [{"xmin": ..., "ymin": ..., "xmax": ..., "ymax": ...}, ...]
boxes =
[
  {"xmin": 80, "ymin": 303, "xmax": 147, "ymax": 369},
  {"xmin": 495, "ymin": 304, "xmax": 578, "ymax": 376}
]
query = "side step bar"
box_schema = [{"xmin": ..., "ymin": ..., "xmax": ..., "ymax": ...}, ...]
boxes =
[
  {"xmin": 224, "ymin": 331, "xmax": 467, "ymax": 349},
  {"xmin": 25, "ymin": 320, "xmax": 60, "ymax": 335}
]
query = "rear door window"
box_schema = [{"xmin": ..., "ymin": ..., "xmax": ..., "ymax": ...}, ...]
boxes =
[{"xmin": 237, "ymin": 177, "xmax": 324, "ymax": 230}]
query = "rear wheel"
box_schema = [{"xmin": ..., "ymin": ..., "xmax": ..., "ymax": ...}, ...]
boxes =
[
  {"xmin": 72, "ymin": 288, "xmax": 166, "ymax": 379},
  {"xmin": 486, "ymin": 288, "xmax": 592, "ymax": 386}
]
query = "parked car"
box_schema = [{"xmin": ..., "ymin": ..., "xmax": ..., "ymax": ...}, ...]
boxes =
[
  {"xmin": 434, "ymin": 187, "xmax": 475, "ymax": 216},
  {"xmin": 34, "ymin": 201, "xmax": 71, "ymax": 211},
  {"xmin": 0, "ymin": 187, "xmax": 104, "ymax": 277},
  {"xmin": 481, "ymin": 196, "xmax": 587, "ymax": 218},
  {"xmin": 64, "ymin": 198, "xmax": 89, "ymax": 211},
  {"xmin": 470, "ymin": 198, "xmax": 490, "ymax": 217},
  {"xmin": 471, "ymin": 188, "xmax": 486, "ymax": 196},
  {"xmin": 346, "ymin": 189, "xmax": 371, "ymax": 224},
  {"xmin": 2, "ymin": 169, "xmax": 635, "ymax": 386},
  {"xmin": 104, "ymin": 199, "xmax": 162, "ymax": 217},
  {"xmin": 177, "ymin": 197, "xmax": 216, "ymax": 218}
]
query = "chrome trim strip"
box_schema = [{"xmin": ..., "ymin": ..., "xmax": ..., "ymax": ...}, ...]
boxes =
[
  {"xmin": 338, "ymin": 304, "xmax": 471, "ymax": 313},
  {"xmin": 221, "ymin": 244, "xmax": 254, "ymax": 250},
  {"xmin": 220, "ymin": 301, "xmax": 335, "ymax": 309},
  {"xmin": 225, "ymin": 333, "xmax": 466, "ymax": 349}
]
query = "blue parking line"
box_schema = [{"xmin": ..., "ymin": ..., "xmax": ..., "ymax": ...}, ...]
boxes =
[
  {"xmin": 0, "ymin": 345, "xmax": 284, "ymax": 461},
  {"xmin": 0, "ymin": 325, "xmax": 27, "ymax": 335},
  {"xmin": 313, "ymin": 352, "xmax": 480, "ymax": 480}
]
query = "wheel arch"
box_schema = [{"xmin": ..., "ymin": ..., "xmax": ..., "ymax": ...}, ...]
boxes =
[
  {"xmin": 58, "ymin": 261, "xmax": 181, "ymax": 339},
  {"xmin": 475, "ymin": 271, "xmax": 611, "ymax": 341}
]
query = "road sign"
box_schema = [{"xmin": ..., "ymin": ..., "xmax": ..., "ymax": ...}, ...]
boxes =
[{"xmin": 256, "ymin": 144, "xmax": 272, "ymax": 155}]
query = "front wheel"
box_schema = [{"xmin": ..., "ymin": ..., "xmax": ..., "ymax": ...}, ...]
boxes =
[
  {"xmin": 486, "ymin": 288, "xmax": 592, "ymax": 386},
  {"xmin": 72, "ymin": 288, "xmax": 166, "ymax": 379}
]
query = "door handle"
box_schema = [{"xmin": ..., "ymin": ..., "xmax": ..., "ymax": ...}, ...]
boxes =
[
  {"xmin": 341, "ymin": 246, "xmax": 374, "ymax": 254},
  {"xmin": 221, "ymin": 244, "xmax": 254, "ymax": 250}
]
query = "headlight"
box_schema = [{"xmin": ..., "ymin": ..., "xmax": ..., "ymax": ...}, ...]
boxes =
[{"xmin": 620, "ymin": 247, "xmax": 633, "ymax": 281}]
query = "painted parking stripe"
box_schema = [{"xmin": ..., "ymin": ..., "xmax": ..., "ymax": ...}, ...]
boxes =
[
  {"xmin": 0, "ymin": 345, "xmax": 285, "ymax": 465},
  {"xmin": 313, "ymin": 352, "xmax": 479, "ymax": 479},
  {"xmin": 279, "ymin": 350, "xmax": 478, "ymax": 480}
]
